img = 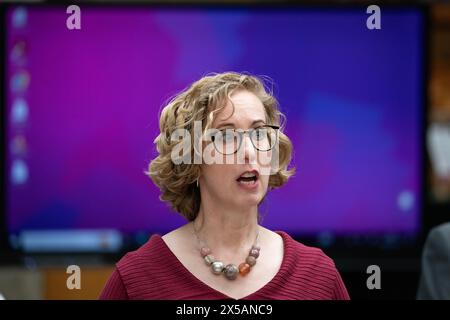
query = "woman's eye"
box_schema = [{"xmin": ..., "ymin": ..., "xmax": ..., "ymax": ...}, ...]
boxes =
[
  {"xmin": 254, "ymin": 129, "xmax": 266, "ymax": 141},
  {"xmin": 223, "ymin": 132, "xmax": 235, "ymax": 142}
]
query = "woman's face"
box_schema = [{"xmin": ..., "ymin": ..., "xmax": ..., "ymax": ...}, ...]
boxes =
[{"xmin": 199, "ymin": 89, "xmax": 272, "ymax": 210}]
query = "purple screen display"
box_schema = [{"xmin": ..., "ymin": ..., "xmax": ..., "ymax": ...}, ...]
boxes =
[{"xmin": 6, "ymin": 6, "xmax": 423, "ymax": 236}]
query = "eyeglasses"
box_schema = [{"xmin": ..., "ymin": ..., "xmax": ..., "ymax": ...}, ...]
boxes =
[{"xmin": 210, "ymin": 125, "xmax": 280, "ymax": 155}]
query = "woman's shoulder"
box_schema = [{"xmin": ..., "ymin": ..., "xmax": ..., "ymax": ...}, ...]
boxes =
[
  {"xmin": 273, "ymin": 230, "xmax": 350, "ymax": 299},
  {"xmin": 100, "ymin": 234, "xmax": 168, "ymax": 299},
  {"xmin": 115, "ymin": 233, "xmax": 167, "ymax": 271},
  {"xmin": 276, "ymin": 230, "xmax": 339, "ymax": 274}
]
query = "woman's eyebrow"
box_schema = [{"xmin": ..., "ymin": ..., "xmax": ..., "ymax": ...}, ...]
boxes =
[
  {"xmin": 217, "ymin": 119, "xmax": 266, "ymax": 128},
  {"xmin": 251, "ymin": 120, "xmax": 266, "ymax": 126}
]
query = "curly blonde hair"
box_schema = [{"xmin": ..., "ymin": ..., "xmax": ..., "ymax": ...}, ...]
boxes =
[{"xmin": 147, "ymin": 72, "xmax": 295, "ymax": 221}]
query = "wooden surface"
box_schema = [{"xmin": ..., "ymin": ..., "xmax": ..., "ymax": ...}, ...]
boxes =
[{"xmin": 43, "ymin": 266, "xmax": 115, "ymax": 300}]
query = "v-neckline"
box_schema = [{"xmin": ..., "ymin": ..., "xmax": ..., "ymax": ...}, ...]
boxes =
[{"xmin": 156, "ymin": 230, "xmax": 290, "ymax": 300}]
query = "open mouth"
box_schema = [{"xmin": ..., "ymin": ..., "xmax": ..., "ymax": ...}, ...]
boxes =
[{"xmin": 236, "ymin": 170, "xmax": 259, "ymax": 185}]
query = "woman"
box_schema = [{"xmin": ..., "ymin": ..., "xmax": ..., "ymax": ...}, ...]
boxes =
[{"xmin": 100, "ymin": 72, "xmax": 350, "ymax": 300}]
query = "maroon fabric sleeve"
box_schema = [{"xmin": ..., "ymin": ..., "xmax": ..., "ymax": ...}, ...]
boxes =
[{"xmin": 99, "ymin": 268, "xmax": 129, "ymax": 300}]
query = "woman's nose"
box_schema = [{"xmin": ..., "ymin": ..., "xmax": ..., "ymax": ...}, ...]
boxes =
[{"xmin": 242, "ymin": 134, "xmax": 257, "ymax": 164}]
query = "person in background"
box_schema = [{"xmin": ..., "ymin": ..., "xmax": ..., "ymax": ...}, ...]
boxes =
[{"xmin": 417, "ymin": 222, "xmax": 450, "ymax": 300}]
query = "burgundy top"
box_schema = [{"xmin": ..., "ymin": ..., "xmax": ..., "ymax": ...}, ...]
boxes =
[{"xmin": 99, "ymin": 231, "xmax": 350, "ymax": 300}]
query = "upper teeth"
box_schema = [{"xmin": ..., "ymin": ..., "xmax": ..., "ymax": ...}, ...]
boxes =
[{"xmin": 241, "ymin": 172, "xmax": 256, "ymax": 178}]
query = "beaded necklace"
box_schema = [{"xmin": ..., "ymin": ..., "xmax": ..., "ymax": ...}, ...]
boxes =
[{"xmin": 193, "ymin": 223, "xmax": 260, "ymax": 280}]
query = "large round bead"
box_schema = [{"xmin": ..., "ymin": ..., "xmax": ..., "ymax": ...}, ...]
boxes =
[
  {"xmin": 238, "ymin": 263, "xmax": 251, "ymax": 276},
  {"xmin": 200, "ymin": 246, "xmax": 211, "ymax": 257},
  {"xmin": 211, "ymin": 261, "xmax": 224, "ymax": 275},
  {"xmin": 246, "ymin": 255, "xmax": 257, "ymax": 267},
  {"xmin": 204, "ymin": 254, "xmax": 215, "ymax": 265},
  {"xmin": 249, "ymin": 248, "xmax": 260, "ymax": 258},
  {"xmin": 223, "ymin": 264, "xmax": 238, "ymax": 280}
]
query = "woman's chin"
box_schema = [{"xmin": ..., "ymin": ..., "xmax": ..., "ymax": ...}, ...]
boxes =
[{"xmin": 234, "ymin": 193, "xmax": 262, "ymax": 207}]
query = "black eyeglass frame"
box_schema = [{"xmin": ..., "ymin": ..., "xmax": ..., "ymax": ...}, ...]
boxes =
[{"xmin": 210, "ymin": 125, "xmax": 280, "ymax": 155}]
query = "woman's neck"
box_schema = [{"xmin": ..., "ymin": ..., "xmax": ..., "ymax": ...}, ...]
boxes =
[{"xmin": 192, "ymin": 204, "xmax": 260, "ymax": 262}]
